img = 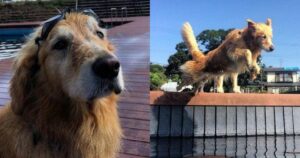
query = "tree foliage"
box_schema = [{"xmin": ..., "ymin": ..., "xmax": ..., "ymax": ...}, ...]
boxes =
[
  {"xmin": 150, "ymin": 63, "xmax": 168, "ymax": 90},
  {"xmin": 150, "ymin": 63, "xmax": 165, "ymax": 73},
  {"xmin": 197, "ymin": 29, "xmax": 233, "ymax": 52},
  {"xmin": 165, "ymin": 49, "xmax": 191, "ymax": 78}
]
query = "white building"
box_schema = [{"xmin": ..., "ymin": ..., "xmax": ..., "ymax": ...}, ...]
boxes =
[
  {"xmin": 160, "ymin": 80, "xmax": 192, "ymax": 92},
  {"xmin": 263, "ymin": 67, "xmax": 300, "ymax": 93}
]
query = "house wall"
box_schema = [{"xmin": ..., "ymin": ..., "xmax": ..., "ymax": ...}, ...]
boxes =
[
  {"xmin": 293, "ymin": 72, "xmax": 299, "ymax": 82},
  {"xmin": 266, "ymin": 72, "xmax": 276, "ymax": 82},
  {"xmin": 267, "ymin": 71, "xmax": 299, "ymax": 83},
  {"xmin": 267, "ymin": 87, "xmax": 280, "ymax": 93}
]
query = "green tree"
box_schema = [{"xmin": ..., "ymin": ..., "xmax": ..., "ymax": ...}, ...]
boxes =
[
  {"xmin": 165, "ymin": 49, "xmax": 191, "ymax": 78},
  {"xmin": 150, "ymin": 63, "xmax": 168, "ymax": 90},
  {"xmin": 150, "ymin": 63, "xmax": 165, "ymax": 73},
  {"xmin": 197, "ymin": 29, "xmax": 233, "ymax": 51}
]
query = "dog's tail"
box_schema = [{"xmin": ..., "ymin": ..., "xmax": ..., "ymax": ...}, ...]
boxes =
[{"xmin": 181, "ymin": 22, "xmax": 205, "ymax": 61}]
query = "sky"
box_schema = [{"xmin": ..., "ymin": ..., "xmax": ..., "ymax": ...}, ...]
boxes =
[{"xmin": 150, "ymin": 0, "xmax": 300, "ymax": 68}]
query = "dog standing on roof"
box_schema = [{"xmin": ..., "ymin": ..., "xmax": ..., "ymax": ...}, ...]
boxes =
[{"xmin": 177, "ymin": 19, "xmax": 274, "ymax": 94}]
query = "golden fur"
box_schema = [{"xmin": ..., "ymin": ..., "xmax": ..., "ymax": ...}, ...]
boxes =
[
  {"xmin": 0, "ymin": 13, "xmax": 123, "ymax": 158},
  {"xmin": 178, "ymin": 19, "xmax": 274, "ymax": 93}
]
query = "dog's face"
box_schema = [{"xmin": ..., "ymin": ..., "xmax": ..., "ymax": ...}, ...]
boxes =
[
  {"xmin": 36, "ymin": 13, "xmax": 124, "ymax": 101},
  {"xmin": 247, "ymin": 18, "xmax": 274, "ymax": 52}
]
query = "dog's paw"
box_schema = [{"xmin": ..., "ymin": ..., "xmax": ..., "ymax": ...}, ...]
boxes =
[
  {"xmin": 232, "ymin": 86, "xmax": 241, "ymax": 93},
  {"xmin": 253, "ymin": 65, "xmax": 261, "ymax": 74},
  {"xmin": 216, "ymin": 87, "xmax": 224, "ymax": 93},
  {"xmin": 250, "ymin": 65, "xmax": 260, "ymax": 80},
  {"xmin": 250, "ymin": 72, "xmax": 257, "ymax": 81},
  {"xmin": 246, "ymin": 60, "xmax": 253, "ymax": 69}
]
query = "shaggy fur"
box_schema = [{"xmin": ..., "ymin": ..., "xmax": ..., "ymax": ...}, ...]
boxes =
[
  {"xmin": 0, "ymin": 12, "xmax": 124, "ymax": 158},
  {"xmin": 178, "ymin": 19, "xmax": 274, "ymax": 93}
]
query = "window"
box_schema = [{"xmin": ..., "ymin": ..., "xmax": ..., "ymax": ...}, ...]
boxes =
[
  {"xmin": 275, "ymin": 72, "xmax": 293, "ymax": 82},
  {"xmin": 284, "ymin": 73, "xmax": 293, "ymax": 82}
]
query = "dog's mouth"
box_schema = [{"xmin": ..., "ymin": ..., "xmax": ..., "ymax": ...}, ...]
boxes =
[
  {"xmin": 77, "ymin": 62, "xmax": 124, "ymax": 102},
  {"xmin": 264, "ymin": 48, "xmax": 273, "ymax": 53},
  {"xmin": 87, "ymin": 79, "xmax": 122, "ymax": 101},
  {"xmin": 113, "ymin": 82, "xmax": 122, "ymax": 94},
  {"xmin": 110, "ymin": 80, "xmax": 122, "ymax": 94},
  {"xmin": 262, "ymin": 45, "xmax": 274, "ymax": 53}
]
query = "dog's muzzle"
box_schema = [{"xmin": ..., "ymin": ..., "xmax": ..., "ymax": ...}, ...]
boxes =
[
  {"xmin": 92, "ymin": 55, "xmax": 122, "ymax": 94},
  {"xmin": 92, "ymin": 55, "xmax": 120, "ymax": 79},
  {"xmin": 268, "ymin": 45, "xmax": 275, "ymax": 52}
]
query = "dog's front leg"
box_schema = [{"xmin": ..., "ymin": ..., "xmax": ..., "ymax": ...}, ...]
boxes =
[
  {"xmin": 231, "ymin": 72, "xmax": 241, "ymax": 93},
  {"xmin": 250, "ymin": 63, "xmax": 260, "ymax": 80},
  {"xmin": 196, "ymin": 80, "xmax": 208, "ymax": 94},
  {"xmin": 227, "ymin": 48, "xmax": 252, "ymax": 68},
  {"xmin": 193, "ymin": 82, "xmax": 201, "ymax": 95},
  {"xmin": 250, "ymin": 52, "xmax": 261, "ymax": 80},
  {"xmin": 193, "ymin": 76, "xmax": 208, "ymax": 95},
  {"xmin": 243, "ymin": 49, "xmax": 253, "ymax": 68},
  {"xmin": 215, "ymin": 75, "xmax": 224, "ymax": 93}
]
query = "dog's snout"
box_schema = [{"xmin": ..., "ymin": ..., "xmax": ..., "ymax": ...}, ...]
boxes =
[
  {"xmin": 92, "ymin": 56, "xmax": 120, "ymax": 79},
  {"xmin": 269, "ymin": 45, "xmax": 275, "ymax": 52}
]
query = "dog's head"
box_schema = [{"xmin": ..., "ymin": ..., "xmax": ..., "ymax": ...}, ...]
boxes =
[
  {"xmin": 247, "ymin": 18, "xmax": 274, "ymax": 52},
  {"xmin": 10, "ymin": 11, "xmax": 124, "ymax": 114}
]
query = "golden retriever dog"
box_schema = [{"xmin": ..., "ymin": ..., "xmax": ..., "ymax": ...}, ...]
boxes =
[
  {"xmin": 0, "ymin": 10, "xmax": 124, "ymax": 158},
  {"xmin": 177, "ymin": 19, "xmax": 274, "ymax": 94}
]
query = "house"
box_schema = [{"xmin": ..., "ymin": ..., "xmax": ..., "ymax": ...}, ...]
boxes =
[{"xmin": 263, "ymin": 67, "xmax": 300, "ymax": 93}]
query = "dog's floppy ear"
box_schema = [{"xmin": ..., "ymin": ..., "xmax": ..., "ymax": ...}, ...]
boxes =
[
  {"xmin": 10, "ymin": 39, "xmax": 39, "ymax": 115},
  {"xmin": 266, "ymin": 18, "xmax": 272, "ymax": 27}
]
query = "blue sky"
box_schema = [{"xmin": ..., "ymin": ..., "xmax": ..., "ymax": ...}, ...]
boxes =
[{"xmin": 150, "ymin": 0, "xmax": 300, "ymax": 68}]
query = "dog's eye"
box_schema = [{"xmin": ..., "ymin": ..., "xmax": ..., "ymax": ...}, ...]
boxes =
[
  {"xmin": 262, "ymin": 35, "xmax": 267, "ymax": 39},
  {"xmin": 96, "ymin": 31, "xmax": 104, "ymax": 39},
  {"xmin": 53, "ymin": 39, "xmax": 68, "ymax": 50}
]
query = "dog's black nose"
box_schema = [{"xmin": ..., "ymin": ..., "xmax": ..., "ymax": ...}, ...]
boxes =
[
  {"xmin": 92, "ymin": 56, "xmax": 120, "ymax": 79},
  {"xmin": 269, "ymin": 45, "xmax": 274, "ymax": 52}
]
